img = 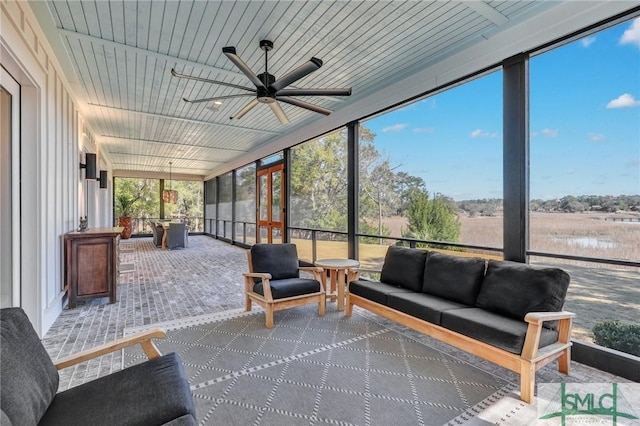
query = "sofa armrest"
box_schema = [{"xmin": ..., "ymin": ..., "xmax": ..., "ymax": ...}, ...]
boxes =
[
  {"xmin": 521, "ymin": 311, "xmax": 575, "ymax": 361},
  {"xmin": 525, "ymin": 311, "xmax": 575, "ymax": 324},
  {"xmin": 54, "ymin": 328, "xmax": 167, "ymax": 370}
]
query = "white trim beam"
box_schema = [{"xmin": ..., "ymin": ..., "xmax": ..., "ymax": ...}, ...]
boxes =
[{"xmin": 86, "ymin": 103, "xmax": 280, "ymax": 135}]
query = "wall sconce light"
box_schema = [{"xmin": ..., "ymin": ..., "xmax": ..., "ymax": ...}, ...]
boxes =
[
  {"xmin": 79, "ymin": 153, "xmax": 97, "ymax": 180},
  {"xmin": 98, "ymin": 170, "xmax": 108, "ymax": 189}
]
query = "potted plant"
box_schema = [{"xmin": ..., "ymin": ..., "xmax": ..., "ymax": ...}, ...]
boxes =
[{"xmin": 116, "ymin": 194, "xmax": 138, "ymax": 239}]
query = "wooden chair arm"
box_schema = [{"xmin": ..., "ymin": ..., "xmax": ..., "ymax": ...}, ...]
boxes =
[
  {"xmin": 299, "ymin": 266, "xmax": 323, "ymax": 273},
  {"xmin": 243, "ymin": 272, "xmax": 272, "ymax": 279},
  {"xmin": 525, "ymin": 311, "xmax": 575, "ymax": 324},
  {"xmin": 54, "ymin": 328, "xmax": 167, "ymax": 370},
  {"xmin": 300, "ymin": 266, "xmax": 325, "ymax": 290},
  {"xmin": 243, "ymin": 273, "xmax": 274, "ymax": 301}
]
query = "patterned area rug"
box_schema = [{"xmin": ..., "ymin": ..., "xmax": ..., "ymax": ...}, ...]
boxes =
[{"xmin": 123, "ymin": 306, "xmax": 514, "ymax": 425}]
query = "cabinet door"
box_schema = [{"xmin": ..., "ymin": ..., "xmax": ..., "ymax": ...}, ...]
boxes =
[{"xmin": 73, "ymin": 238, "xmax": 112, "ymax": 296}]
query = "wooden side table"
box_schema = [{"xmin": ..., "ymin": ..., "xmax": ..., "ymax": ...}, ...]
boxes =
[
  {"xmin": 64, "ymin": 227, "xmax": 123, "ymax": 308},
  {"xmin": 314, "ymin": 258, "xmax": 360, "ymax": 311}
]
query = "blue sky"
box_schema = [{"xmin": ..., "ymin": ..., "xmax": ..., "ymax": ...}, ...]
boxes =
[{"xmin": 365, "ymin": 17, "xmax": 640, "ymax": 201}]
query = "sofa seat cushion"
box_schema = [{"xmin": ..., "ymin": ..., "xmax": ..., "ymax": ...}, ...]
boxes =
[
  {"xmin": 380, "ymin": 246, "xmax": 429, "ymax": 291},
  {"xmin": 387, "ymin": 292, "xmax": 469, "ymax": 325},
  {"xmin": 441, "ymin": 308, "xmax": 559, "ymax": 355},
  {"xmin": 422, "ymin": 252, "xmax": 486, "ymax": 305},
  {"xmin": 349, "ymin": 280, "xmax": 414, "ymax": 305},
  {"xmin": 475, "ymin": 261, "xmax": 570, "ymax": 327},
  {"xmin": 254, "ymin": 278, "xmax": 320, "ymax": 299},
  {"xmin": 39, "ymin": 352, "xmax": 196, "ymax": 426}
]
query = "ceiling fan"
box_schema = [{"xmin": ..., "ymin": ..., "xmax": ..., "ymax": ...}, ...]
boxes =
[{"xmin": 171, "ymin": 39, "xmax": 351, "ymax": 125}]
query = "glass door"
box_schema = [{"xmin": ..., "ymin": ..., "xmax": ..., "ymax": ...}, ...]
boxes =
[
  {"xmin": 256, "ymin": 164, "xmax": 285, "ymax": 243},
  {"xmin": 1, "ymin": 67, "xmax": 20, "ymax": 308}
]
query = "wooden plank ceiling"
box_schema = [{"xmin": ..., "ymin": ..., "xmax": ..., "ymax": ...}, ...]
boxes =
[{"xmin": 36, "ymin": 0, "xmax": 547, "ymax": 178}]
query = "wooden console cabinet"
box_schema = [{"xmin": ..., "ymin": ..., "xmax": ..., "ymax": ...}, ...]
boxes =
[{"xmin": 64, "ymin": 227, "xmax": 123, "ymax": 308}]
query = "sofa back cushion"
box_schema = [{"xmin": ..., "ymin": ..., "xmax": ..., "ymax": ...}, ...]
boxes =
[
  {"xmin": 380, "ymin": 246, "xmax": 428, "ymax": 291},
  {"xmin": 475, "ymin": 260, "xmax": 570, "ymax": 323},
  {"xmin": 0, "ymin": 308, "xmax": 59, "ymax": 425},
  {"xmin": 422, "ymin": 252, "xmax": 486, "ymax": 305}
]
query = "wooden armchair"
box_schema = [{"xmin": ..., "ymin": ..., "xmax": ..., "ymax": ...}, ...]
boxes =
[
  {"xmin": 0, "ymin": 307, "xmax": 196, "ymax": 425},
  {"xmin": 243, "ymin": 243, "xmax": 326, "ymax": 328}
]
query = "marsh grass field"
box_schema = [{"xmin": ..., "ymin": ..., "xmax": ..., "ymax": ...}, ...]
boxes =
[{"xmin": 295, "ymin": 211, "xmax": 639, "ymax": 344}]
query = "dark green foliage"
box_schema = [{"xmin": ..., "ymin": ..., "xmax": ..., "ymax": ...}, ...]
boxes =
[
  {"xmin": 402, "ymin": 190, "xmax": 461, "ymax": 247},
  {"xmin": 592, "ymin": 321, "xmax": 640, "ymax": 357}
]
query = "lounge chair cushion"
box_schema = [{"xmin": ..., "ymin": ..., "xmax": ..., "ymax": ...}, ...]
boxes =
[
  {"xmin": 39, "ymin": 352, "xmax": 196, "ymax": 426},
  {"xmin": 0, "ymin": 308, "xmax": 59, "ymax": 425},
  {"xmin": 253, "ymin": 278, "xmax": 321, "ymax": 299},
  {"xmin": 251, "ymin": 244, "xmax": 300, "ymax": 281}
]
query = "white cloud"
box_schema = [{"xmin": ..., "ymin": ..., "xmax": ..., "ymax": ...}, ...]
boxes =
[
  {"xmin": 567, "ymin": 169, "xmax": 575, "ymax": 175},
  {"xmin": 580, "ymin": 36, "xmax": 596, "ymax": 47},
  {"xmin": 413, "ymin": 127, "xmax": 435, "ymax": 133},
  {"xmin": 470, "ymin": 129, "xmax": 497, "ymax": 138},
  {"xmin": 382, "ymin": 123, "xmax": 408, "ymax": 133},
  {"xmin": 541, "ymin": 128, "xmax": 558, "ymax": 138},
  {"xmin": 588, "ymin": 133, "xmax": 605, "ymax": 142},
  {"xmin": 606, "ymin": 93, "xmax": 640, "ymax": 109},
  {"xmin": 620, "ymin": 17, "xmax": 640, "ymax": 48}
]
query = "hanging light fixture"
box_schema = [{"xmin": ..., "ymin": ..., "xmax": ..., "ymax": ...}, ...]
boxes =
[{"xmin": 162, "ymin": 161, "xmax": 178, "ymax": 204}]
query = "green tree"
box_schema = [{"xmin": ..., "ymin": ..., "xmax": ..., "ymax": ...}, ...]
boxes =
[
  {"xmin": 114, "ymin": 178, "xmax": 158, "ymax": 219},
  {"xmin": 402, "ymin": 190, "xmax": 461, "ymax": 246}
]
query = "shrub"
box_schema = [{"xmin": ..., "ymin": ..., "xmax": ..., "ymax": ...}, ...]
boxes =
[{"xmin": 592, "ymin": 321, "xmax": 640, "ymax": 357}]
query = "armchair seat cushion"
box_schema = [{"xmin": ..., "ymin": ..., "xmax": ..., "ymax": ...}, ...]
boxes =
[
  {"xmin": 441, "ymin": 308, "xmax": 559, "ymax": 355},
  {"xmin": 253, "ymin": 278, "xmax": 321, "ymax": 299},
  {"xmin": 39, "ymin": 352, "xmax": 196, "ymax": 426}
]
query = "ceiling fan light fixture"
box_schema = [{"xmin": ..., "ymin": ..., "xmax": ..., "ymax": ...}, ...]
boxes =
[{"xmin": 172, "ymin": 39, "xmax": 351, "ymax": 124}]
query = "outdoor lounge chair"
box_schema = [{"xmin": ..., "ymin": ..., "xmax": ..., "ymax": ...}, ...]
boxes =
[
  {"xmin": 243, "ymin": 243, "xmax": 326, "ymax": 328},
  {"xmin": 0, "ymin": 307, "xmax": 196, "ymax": 425}
]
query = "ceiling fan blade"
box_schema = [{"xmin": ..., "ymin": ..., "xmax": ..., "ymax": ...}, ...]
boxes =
[
  {"xmin": 269, "ymin": 101, "xmax": 289, "ymax": 125},
  {"xmin": 171, "ymin": 68, "xmax": 256, "ymax": 92},
  {"xmin": 275, "ymin": 88, "xmax": 352, "ymax": 97},
  {"xmin": 270, "ymin": 58, "xmax": 323, "ymax": 92},
  {"xmin": 222, "ymin": 47, "xmax": 266, "ymax": 89},
  {"xmin": 277, "ymin": 96, "xmax": 332, "ymax": 116},
  {"xmin": 182, "ymin": 94, "xmax": 253, "ymax": 104},
  {"xmin": 230, "ymin": 99, "xmax": 259, "ymax": 120}
]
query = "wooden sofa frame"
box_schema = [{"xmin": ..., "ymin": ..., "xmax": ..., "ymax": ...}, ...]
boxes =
[
  {"xmin": 243, "ymin": 251, "xmax": 326, "ymax": 328},
  {"xmin": 346, "ymin": 289, "xmax": 574, "ymax": 403}
]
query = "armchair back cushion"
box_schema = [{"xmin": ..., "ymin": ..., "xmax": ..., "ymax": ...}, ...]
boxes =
[
  {"xmin": 380, "ymin": 246, "xmax": 428, "ymax": 291},
  {"xmin": 0, "ymin": 308, "xmax": 59, "ymax": 425},
  {"xmin": 250, "ymin": 244, "xmax": 300, "ymax": 281},
  {"xmin": 475, "ymin": 260, "xmax": 570, "ymax": 325},
  {"xmin": 422, "ymin": 252, "xmax": 486, "ymax": 305}
]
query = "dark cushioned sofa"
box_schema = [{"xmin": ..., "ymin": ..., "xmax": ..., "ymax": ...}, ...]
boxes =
[
  {"xmin": 1, "ymin": 308, "xmax": 197, "ymax": 425},
  {"xmin": 346, "ymin": 246, "xmax": 575, "ymax": 403}
]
